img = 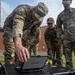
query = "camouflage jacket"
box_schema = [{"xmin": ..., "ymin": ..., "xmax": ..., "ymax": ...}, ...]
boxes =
[
  {"xmin": 23, "ymin": 26, "xmax": 41, "ymax": 46},
  {"xmin": 56, "ymin": 8, "xmax": 75, "ymax": 41},
  {"xmin": 3, "ymin": 4, "xmax": 42, "ymax": 47},
  {"xmin": 44, "ymin": 27, "xmax": 57, "ymax": 50}
]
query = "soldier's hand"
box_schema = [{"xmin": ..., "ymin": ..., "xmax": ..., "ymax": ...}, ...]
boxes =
[
  {"xmin": 14, "ymin": 36, "xmax": 30, "ymax": 62},
  {"xmin": 49, "ymin": 50, "xmax": 53, "ymax": 59},
  {"xmin": 15, "ymin": 45, "xmax": 30, "ymax": 62}
]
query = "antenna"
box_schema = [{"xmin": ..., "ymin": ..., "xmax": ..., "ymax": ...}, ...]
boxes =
[{"xmin": 0, "ymin": 0, "xmax": 1, "ymax": 27}]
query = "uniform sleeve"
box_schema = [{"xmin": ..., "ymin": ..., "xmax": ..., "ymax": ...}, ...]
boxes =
[
  {"xmin": 35, "ymin": 21, "xmax": 42, "ymax": 43},
  {"xmin": 56, "ymin": 15, "xmax": 62, "ymax": 39},
  {"xmin": 34, "ymin": 27, "xmax": 41, "ymax": 44},
  {"xmin": 44, "ymin": 30, "xmax": 51, "ymax": 50},
  {"xmin": 12, "ymin": 9, "xmax": 26, "ymax": 38}
]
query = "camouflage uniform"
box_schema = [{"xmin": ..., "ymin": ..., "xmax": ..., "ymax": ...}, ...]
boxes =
[
  {"xmin": 29, "ymin": 28, "xmax": 41, "ymax": 55},
  {"xmin": 44, "ymin": 17, "xmax": 62, "ymax": 65},
  {"xmin": 3, "ymin": 3, "xmax": 48, "ymax": 64},
  {"xmin": 56, "ymin": 1, "xmax": 75, "ymax": 69},
  {"xmin": 29, "ymin": 43, "xmax": 38, "ymax": 55},
  {"xmin": 23, "ymin": 27, "xmax": 41, "ymax": 55}
]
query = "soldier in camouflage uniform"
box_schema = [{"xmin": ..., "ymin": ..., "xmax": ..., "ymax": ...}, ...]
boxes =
[
  {"xmin": 23, "ymin": 27, "xmax": 41, "ymax": 55},
  {"xmin": 56, "ymin": 0, "xmax": 75, "ymax": 69},
  {"xmin": 29, "ymin": 28, "xmax": 41, "ymax": 55},
  {"xmin": 3, "ymin": 2, "xmax": 48, "ymax": 64},
  {"xmin": 44, "ymin": 17, "xmax": 62, "ymax": 65}
]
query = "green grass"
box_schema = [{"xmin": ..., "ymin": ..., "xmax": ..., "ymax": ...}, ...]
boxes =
[
  {"xmin": 73, "ymin": 54, "xmax": 75, "ymax": 70},
  {"xmin": 0, "ymin": 52, "xmax": 4, "ymax": 64},
  {"xmin": 0, "ymin": 51, "xmax": 4, "ymax": 64}
]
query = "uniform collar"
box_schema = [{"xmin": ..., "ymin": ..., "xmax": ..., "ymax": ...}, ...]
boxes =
[{"xmin": 64, "ymin": 7, "xmax": 72, "ymax": 13}]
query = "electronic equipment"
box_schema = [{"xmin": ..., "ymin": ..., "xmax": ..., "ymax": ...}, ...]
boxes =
[{"xmin": 15, "ymin": 56, "xmax": 48, "ymax": 72}]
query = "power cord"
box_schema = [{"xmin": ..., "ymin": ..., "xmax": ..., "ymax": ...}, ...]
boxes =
[{"xmin": 0, "ymin": 62, "xmax": 8, "ymax": 75}]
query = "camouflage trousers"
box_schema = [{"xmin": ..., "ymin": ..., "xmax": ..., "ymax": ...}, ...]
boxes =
[
  {"xmin": 29, "ymin": 43, "xmax": 38, "ymax": 56},
  {"xmin": 3, "ymin": 33, "xmax": 19, "ymax": 64},
  {"xmin": 63, "ymin": 40, "xmax": 75, "ymax": 70},
  {"xmin": 22, "ymin": 38, "xmax": 39, "ymax": 56},
  {"xmin": 48, "ymin": 45, "xmax": 62, "ymax": 65}
]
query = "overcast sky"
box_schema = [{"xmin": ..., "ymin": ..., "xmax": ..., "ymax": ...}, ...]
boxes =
[{"xmin": 1, "ymin": 0, "xmax": 75, "ymax": 27}]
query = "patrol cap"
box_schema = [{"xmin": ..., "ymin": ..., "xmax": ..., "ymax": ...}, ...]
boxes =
[
  {"xmin": 34, "ymin": 2, "xmax": 48, "ymax": 20},
  {"xmin": 62, "ymin": 0, "xmax": 72, "ymax": 4},
  {"xmin": 47, "ymin": 17, "xmax": 55, "ymax": 24}
]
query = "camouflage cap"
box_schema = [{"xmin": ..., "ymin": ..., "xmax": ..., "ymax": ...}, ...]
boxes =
[
  {"xmin": 34, "ymin": 2, "xmax": 48, "ymax": 20},
  {"xmin": 47, "ymin": 17, "xmax": 55, "ymax": 24},
  {"xmin": 62, "ymin": 0, "xmax": 72, "ymax": 4}
]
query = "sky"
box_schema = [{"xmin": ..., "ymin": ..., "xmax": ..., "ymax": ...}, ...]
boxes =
[{"xmin": 1, "ymin": 0, "xmax": 75, "ymax": 27}]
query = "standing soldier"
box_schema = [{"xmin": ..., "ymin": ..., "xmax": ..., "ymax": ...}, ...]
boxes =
[
  {"xmin": 3, "ymin": 2, "xmax": 48, "ymax": 64},
  {"xmin": 56, "ymin": 0, "xmax": 75, "ymax": 70},
  {"xmin": 44, "ymin": 17, "xmax": 62, "ymax": 65}
]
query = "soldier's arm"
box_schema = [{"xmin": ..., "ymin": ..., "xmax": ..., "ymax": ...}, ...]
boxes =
[
  {"xmin": 36, "ymin": 21, "xmax": 42, "ymax": 43},
  {"xmin": 56, "ymin": 15, "xmax": 63, "ymax": 39},
  {"xmin": 35, "ymin": 27, "xmax": 41, "ymax": 44},
  {"xmin": 44, "ymin": 31, "xmax": 51, "ymax": 50},
  {"xmin": 12, "ymin": 7, "xmax": 30, "ymax": 62}
]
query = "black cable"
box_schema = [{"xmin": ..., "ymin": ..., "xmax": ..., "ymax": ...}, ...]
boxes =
[{"xmin": 0, "ymin": 62, "xmax": 8, "ymax": 75}]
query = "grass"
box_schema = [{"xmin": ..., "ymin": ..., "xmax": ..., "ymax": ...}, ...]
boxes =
[
  {"xmin": 0, "ymin": 51, "xmax": 4, "ymax": 64},
  {"xmin": 0, "ymin": 50, "xmax": 75, "ymax": 70}
]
